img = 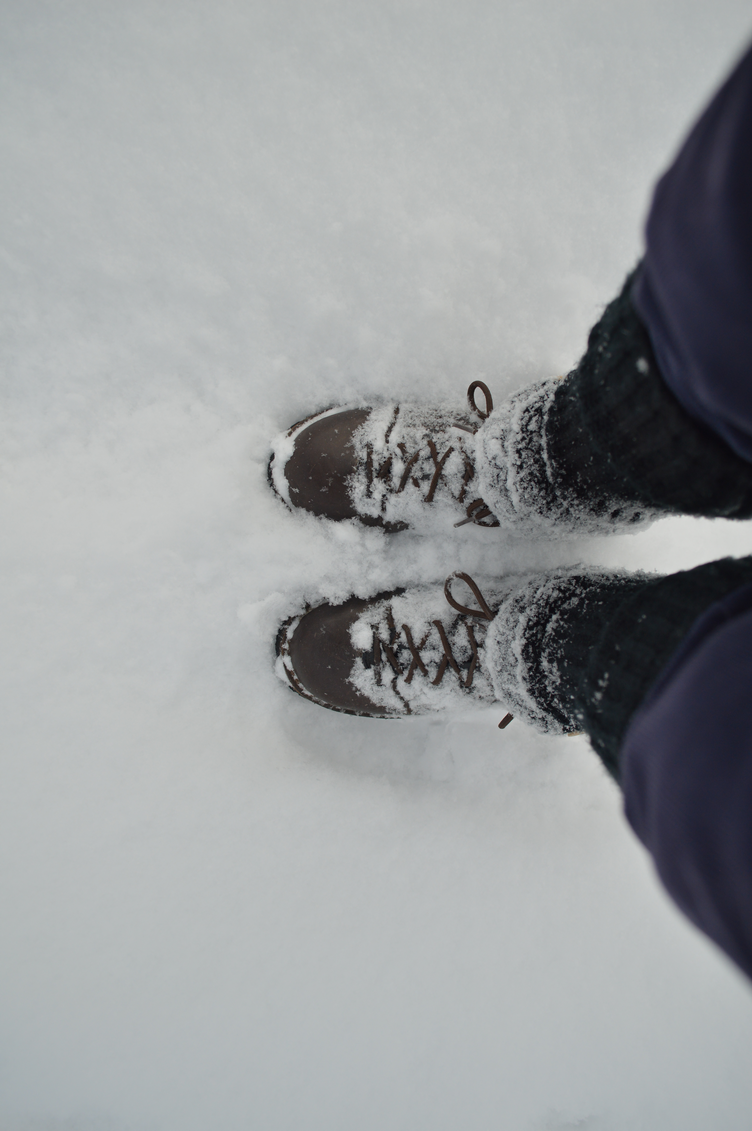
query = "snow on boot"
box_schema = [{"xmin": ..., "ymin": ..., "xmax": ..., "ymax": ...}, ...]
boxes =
[
  {"xmin": 274, "ymin": 569, "xmax": 627, "ymax": 733},
  {"xmin": 268, "ymin": 383, "xmax": 499, "ymax": 533},
  {"xmin": 474, "ymin": 377, "xmax": 662, "ymax": 538},
  {"xmin": 275, "ymin": 573, "xmax": 505, "ymax": 718}
]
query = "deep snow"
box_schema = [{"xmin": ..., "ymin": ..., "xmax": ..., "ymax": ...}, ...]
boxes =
[{"xmin": 3, "ymin": 2, "xmax": 752, "ymax": 1129}]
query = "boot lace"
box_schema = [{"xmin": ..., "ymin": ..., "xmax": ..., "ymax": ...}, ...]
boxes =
[
  {"xmin": 365, "ymin": 571, "xmax": 513, "ymax": 728},
  {"xmin": 363, "ymin": 381, "xmax": 500, "ymax": 528}
]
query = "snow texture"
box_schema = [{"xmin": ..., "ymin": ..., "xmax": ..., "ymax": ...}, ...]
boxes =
[
  {"xmin": 348, "ymin": 401, "xmax": 482, "ymax": 529},
  {"xmin": 345, "ymin": 580, "xmax": 502, "ymax": 715},
  {"xmin": 3, "ymin": 3, "xmax": 752, "ymax": 1131}
]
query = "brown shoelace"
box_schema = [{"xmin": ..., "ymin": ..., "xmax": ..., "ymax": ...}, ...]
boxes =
[
  {"xmin": 364, "ymin": 382, "xmax": 500, "ymax": 528},
  {"xmin": 368, "ymin": 571, "xmax": 513, "ymax": 727}
]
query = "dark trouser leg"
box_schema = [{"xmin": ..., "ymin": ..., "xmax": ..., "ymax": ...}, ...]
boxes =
[
  {"xmin": 489, "ymin": 555, "xmax": 752, "ymax": 978},
  {"xmin": 487, "ymin": 40, "xmax": 752, "ymax": 983},
  {"xmin": 494, "ymin": 556, "xmax": 752, "ymax": 778}
]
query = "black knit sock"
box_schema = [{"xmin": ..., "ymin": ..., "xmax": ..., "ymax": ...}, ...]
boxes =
[
  {"xmin": 516, "ymin": 572, "xmax": 649, "ymax": 734},
  {"xmin": 522, "ymin": 557, "xmax": 752, "ymax": 778},
  {"xmin": 546, "ymin": 270, "xmax": 752, "ymax": 519}
]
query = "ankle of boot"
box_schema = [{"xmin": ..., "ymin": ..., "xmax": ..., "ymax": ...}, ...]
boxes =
[
  {"xmin": 483, "ymin": 569, "xmax": 648, "ymax": 734},
  {"xmin": 483, "ymin": 560, "xmax": 752, "ymax": 780},
  {"xmin": 473, "ymin": 378, "xmax": 566, "ymax": 534}
]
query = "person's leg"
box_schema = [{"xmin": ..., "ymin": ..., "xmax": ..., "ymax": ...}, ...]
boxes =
[
  {"xmin": 480, "ymin": 41, "xmax": 752, "ymax": 534},
  {"xmin": 475, "ymin": 271, "xmax": 752, "ymax": 534},
  {"xmin": 577, "ymin": 41, "xmax": 752, "ymax": 981},
  {"xmin": 488, "ymin": 556, "xmax": 752, "ymax": 775},
  {"xmin": 276, "ymin": 554, "xmax": 752, "ymax": 979},
  {"xmin": 492, "ymin": 554, "xmax": 752, "ymax": 980},
  {"xmin": 270, "ymin": 260, "xmax": 752, "ymax": 536},
  {"xmin": 633, "ymin": 40, "xmax": 752, "ymax": 463},
  {"xmin": 502, "ymin": 548, "xmax": 752, "ymax": 981},
  {"xmin": 620, "ymin": 582, "xmax": 752, "ymax": 982}
]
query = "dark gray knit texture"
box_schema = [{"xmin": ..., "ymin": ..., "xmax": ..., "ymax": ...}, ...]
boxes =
[
  {"xmin": 528, "ymin": 557, "xmax": 752, "ymax": 779},
  {"xmin": 547, "ymin": 271, "xmax": 752, "ymax": 519},
  {"xmin": 519, "ymin": 573, "xmax": 648, "ymax": 735}
]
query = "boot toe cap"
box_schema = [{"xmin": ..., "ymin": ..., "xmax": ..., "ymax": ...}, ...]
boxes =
[
  {"xmin": 283, "ymin": 596, "xmax": 391, "ymax": 716},
  {"xmin": 282, "ymin": 408, "xmax": 371, "ymax": 520}
]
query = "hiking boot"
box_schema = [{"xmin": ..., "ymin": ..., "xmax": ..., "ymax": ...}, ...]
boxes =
[
  {"xmin": 274, "ymin": 569, "xmax": 624, "ymax": 732},
  {"xmin": 268, "ymin": 382, "xmax": 500, "ymax": 533},
  {"xmin": 269, "ymin": 365, "xmax": 670, "ymax": 538},
  {"xmin": 276, "ymin": 572, "xmax": 505, "ymax": 718}
]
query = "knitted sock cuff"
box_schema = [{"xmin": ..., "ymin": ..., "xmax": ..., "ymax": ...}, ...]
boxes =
[
  {"xmin": 578, "ymin": 556, "xmax": 752, "ymax": 777},
  {"xmin": 548, "ymin": 271, "xmax": 752, "ymax": 519},
  {"xmin": 474, "ymin": 375, "xmax": 658, "ymax": 536},
  {"xmin": 484, "ymin": 568, "xmax": 648, "ymax": 733},
  {"xmin": 485, "ymin": 557, "xmax": 752, "ymax": 780}
]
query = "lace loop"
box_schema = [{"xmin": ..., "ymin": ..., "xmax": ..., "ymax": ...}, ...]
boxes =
[
  {"xmin": 467, "ymin": 380, "xmax": 494, "ymax": 421},
  {"xmin": 443, "ymin": 572, "xmax": 496, "ymax": 620}
]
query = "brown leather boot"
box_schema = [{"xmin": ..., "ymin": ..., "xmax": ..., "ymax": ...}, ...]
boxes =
[
  {"xmin": 268, "ymin": 383, "xmax": 499, "ymax": 533},
  {"xmin": 275, "ymin": 567, "xmax": 632, "ymax": 734},
  {"xmin": 275, "ymin": 573, "xmax": 505, "ymax": 718}
]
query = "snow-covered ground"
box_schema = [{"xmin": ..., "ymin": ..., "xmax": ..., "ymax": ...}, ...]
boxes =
[{"xmin": 3, "ymin": 3, "xmax": 752, "ymax": 1128}]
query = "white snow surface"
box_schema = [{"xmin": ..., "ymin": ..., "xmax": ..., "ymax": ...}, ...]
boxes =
[{"xmin": 3, "ymin": 3, "xmax": 752, "ymax": 1129}]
